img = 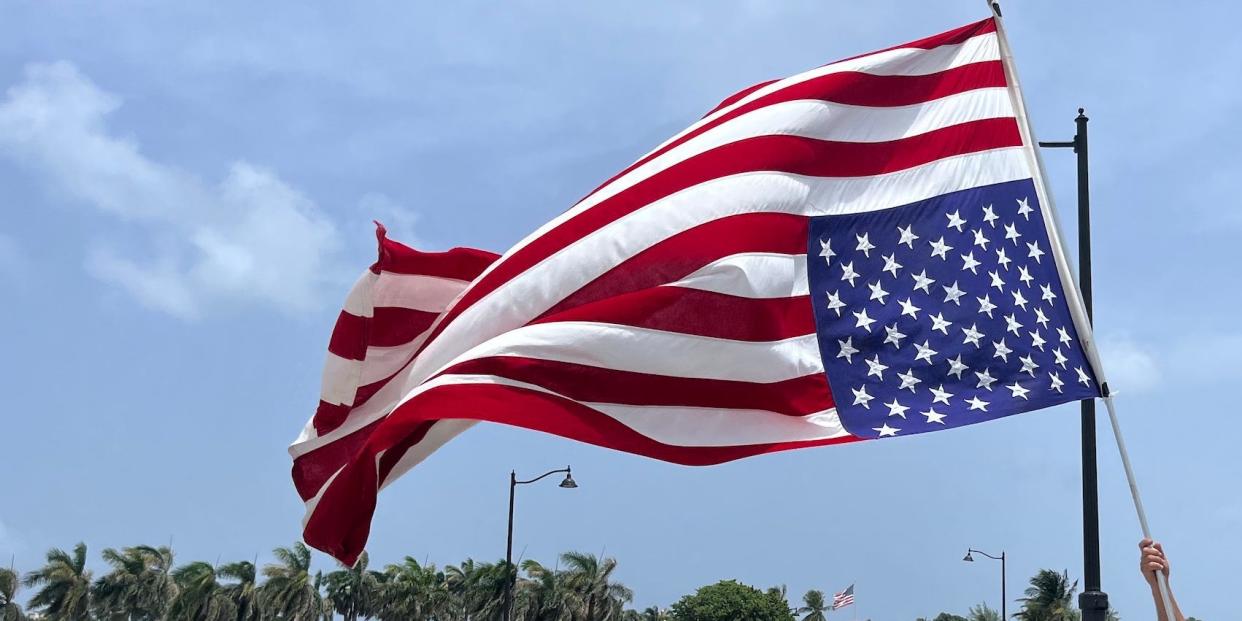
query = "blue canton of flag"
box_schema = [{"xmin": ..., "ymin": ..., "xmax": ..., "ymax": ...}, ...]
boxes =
[{"xmin": 808, "ymin": 179, "xmax": 1101, "ymax": 439}]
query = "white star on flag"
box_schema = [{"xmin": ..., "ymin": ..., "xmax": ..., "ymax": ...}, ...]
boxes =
[
  {"xmin": 898, "ymin": 224, "xmax": 919, "ymax": 249},
  {"xmin": 852, "ymin": 385, "xmax": 874, "ymax": 408},
  {"xmin": 946, "ymin": 210, "xmax": 967, "ymax": 232},
  {"xmin": 837, "ymin": 337, "xmax": 859, "ymax": 363},
  {"xmin": 912, "ymin": 269, "xmax": 936, "ymax": 293},
  {"xmin": 841, "ymin": 261, "xmax": 860, "ymax": 286},
  {"xmin": 884, "ymin": 324, "xmax": 907, "ymax": 349},
  {"xmin": 819, "ymin": 238, "xmax": 836, "ymax": 265},
  {"xmin": 883, "ymin": 253, "xmax": 903, "ymax": 277},
  {"xmin": 972, "ymin": 228, "xmax": 991, "ymax": 249},
  {"xmin": 1017, "ymin": 197, "xmax": 1034, "ymax": 220},
  {"xmin": 856, "ymin": 233, "xmax": 875, "ymax": 257},
  {"xmin": 865, "ymin": 355, "xmax": 889, "ymax": 380},
  {"xmin": 868, "ymin": 280, "xmax": 890, "ymax": 304},
  {"xmin": 885, "ymin": 399, "xmax": 909, "ymax": 419}
]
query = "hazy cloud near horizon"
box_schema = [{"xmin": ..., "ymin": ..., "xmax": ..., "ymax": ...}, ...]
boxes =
[{"xmin": 0, "ymin": 61, "xmax": 353, "ymax": 318}]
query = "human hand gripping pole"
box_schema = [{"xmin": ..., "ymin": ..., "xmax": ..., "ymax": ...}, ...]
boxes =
[{"xmin": 1139, "ymin": 539, "xmax": 1184, "ymax": 621}]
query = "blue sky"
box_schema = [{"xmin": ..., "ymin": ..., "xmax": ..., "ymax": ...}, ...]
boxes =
[{"xmin": 2, "ymin": 1, "xmax": 1238, "ymax": 619}]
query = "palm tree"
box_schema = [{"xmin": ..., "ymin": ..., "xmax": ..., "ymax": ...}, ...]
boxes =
[
  {"xmin": 515, "ymin": 560, "xmax": 571, "ymax": 621},
  {"xmin": 637, "ymin": 607, "xmax": 668, "ymax": 621},
  {"xmin": 445, "ymin": 559, "xmax": 509, "ymax": 621},
  {"xmin": 313, "ymin": 572, "xmax": 331, "ymax": 621},
  {"xmin": 968, "ymin": 603, "xmax": 1002, "ymax": 621},
  {"xmin": 797, "ymin": 590, "xmax": 828, "ymax": 621},
  {"xmin": 23, "ymin": 543, "xmax": 93, "ymax": 621},
  {"xmin": 558, "ymin": 552, "xmax": 632, "ymax": 621},
  {"xmin": 168, "ymin": 562, "xmax": 235, "ymax": 621},
  {"xmin": 260, "ymin": 542, "xmax": 326, "ymax": 620},
  {"xmin": 1015, "ymin": 570, "xmax": 1079, "ymax": 621},
  {"xmin": 1, "ymin": 568, "xmax": 28, "ymax": 621},
  {"xmin": 93, "ymin": 545, "xmax": 178, "ymax": 620},
  {"xmin": 376, "ymin": 557, "xmax": 452, "ymax": 621},
  {"xmin": 323, "ymin": 551, "xmax": 383, "ymax": 621},
  {"xmin": 217, "ymin": 561, "xmax": 260, "ymax": 621}
]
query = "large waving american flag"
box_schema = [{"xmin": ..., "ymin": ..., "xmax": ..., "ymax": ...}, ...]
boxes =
[{"xmin": 290, "ymin": 15, "xmax": 1105, "ymax": 564}]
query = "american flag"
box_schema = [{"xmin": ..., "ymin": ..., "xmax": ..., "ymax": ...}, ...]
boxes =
[
  {"xmin": 289, "ymin": 16, "xmax": 1104, "ymax": 565},
  {"xmin": 831, "ymin": 585, "xmax": 855, "ymax": 610}
]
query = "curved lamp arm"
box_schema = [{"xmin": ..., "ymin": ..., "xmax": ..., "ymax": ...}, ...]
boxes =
[
  {"xmin": 967, "ymin": 548, "xmax": 1005, "ymax": 561},
  {"xmin": 514, "ymin": 466, "xmax": 572, "ymax": 486}
]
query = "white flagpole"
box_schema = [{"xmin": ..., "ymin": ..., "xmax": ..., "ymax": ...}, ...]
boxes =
[{"xmin": 986, "ymin": 3, "xmax": 1178, "ymax": 620}]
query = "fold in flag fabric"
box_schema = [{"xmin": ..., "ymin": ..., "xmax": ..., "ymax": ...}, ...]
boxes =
[{"xmin": 290, "ymin": 16, "xmax": 1104, "ymax": 565}]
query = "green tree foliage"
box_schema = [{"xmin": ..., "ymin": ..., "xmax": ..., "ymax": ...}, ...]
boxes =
[
  {"xmin": 559, "ymin": 551, "xmax": 632, "ymax": 621},
  {"xmin": 968, "ymin": 602, "xmax": 1002, "ymax": 621},
  {"xmin": 1, "ymin": 568, "xmax": 28, "ymax": 621},
  {"xmin": 1014, "ymin": 570, "xmax": 1079, "ymax": 621},
  {"xmin": 373, "ymin": 557, "xmax": 451, "ymax": 621},
  {"xmin": 92, "ymin": 545, "xmax": 177, "ymax": 620},
  {"xmin": 668, "ymin": 579, "xmax": 794, "ymax": 621},
  {"xmin": 259, "ymin": 542, "xmax": 327, "ymax": 620},
  {"xmin": 217, "ymin": 560, "xmax": 261, "ymax": 621},
  {"xmin": 323, "ymin": 552, "xmax": 383, "ymax": 621},
  {"xmin": 168, "ymin": 561, "xmax": 235, "ymax": 621},
  {"xmin": 621, "ymin": 606, "xmax": 670, "ymax": 621},
  {"xmin": 444, "ymin": 558, "xmax": 510, "ymax": 620},
  {"xmin": 7, "ymin": 545, "xmax": 1144, "ymax": 621},
  {"xmin": 795, "ymin": 590, "xmax": 827, "ymax": 621},
  {"xmin": 23, "ymin": 543, "xmax": 93, "ymax": 621},
  {"xmin": 515, "ymin": 560, "xmax": 571, "ymax": 621}
]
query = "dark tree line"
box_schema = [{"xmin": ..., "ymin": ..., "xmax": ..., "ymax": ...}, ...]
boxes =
[{"xmin": 1, "ymin": 544, "xmax": 1164, "ymax": 621}]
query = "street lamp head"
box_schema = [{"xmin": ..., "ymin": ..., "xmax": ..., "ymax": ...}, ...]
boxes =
[
  {"xmin": 962, "ymin": 551, "xmax": 974, "ymax": 562},
  {"xmin": 559, "ymin": 470, "xmax": 578, "ymax": 489}
]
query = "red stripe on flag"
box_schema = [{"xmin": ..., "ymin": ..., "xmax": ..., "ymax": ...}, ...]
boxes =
[
  {"xmin": 440, "ymin": 357, "xmax": 834, "ymax": 416},
  {"xmin": 327, "ymin": 311, "xmax": 369, "ymax": 361},
  {"xmin": 294, "ymin": 417, "xmax": 380, "ymax": 500},
  {"xmin": 538, "ymin": 287, "xmax": 816, "ymax": 342},
  {"xmin": 369, "ymin": 306, "xmax": 438, "ymax": 348},
  {"xmin": 311, "ymin": 401, "xmax": 355, "ymax": 439},
  {"xmin": 702, "ymin": 79, "xmax": 780, "ymax": 119},
  {"xmin": 305, "ymin": 382, "xmax": 861, "ymax": 565},
  {"xmin": 544, "ymin": 212, "xmax": 808, "ymax": 317},
  {"xmin": 372, "ymin": 224, "xmax": 499, "ymax": 280}
]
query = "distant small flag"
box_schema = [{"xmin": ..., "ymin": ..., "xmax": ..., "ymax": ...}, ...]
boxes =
[{"xmin": 832, "ymin": 584, "xmax": 855, "ymax": 610}]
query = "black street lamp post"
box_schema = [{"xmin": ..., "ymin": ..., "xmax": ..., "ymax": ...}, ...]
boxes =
[
  {"xmin": 963, "ymin": 548, "xmax": 1006, "ymax": 620},
  {"xmin": 503, "ymin": 466, "xmax": 577, "ymax": 621},
  {"xmin": 1039, "ymin": 109, "xmax": 1111, "ymax": 621}
]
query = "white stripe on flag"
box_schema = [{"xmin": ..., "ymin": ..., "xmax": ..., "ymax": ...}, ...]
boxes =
[{"xmin": 671, "ymin": 253, "xmax": 809, "ymax": 299}]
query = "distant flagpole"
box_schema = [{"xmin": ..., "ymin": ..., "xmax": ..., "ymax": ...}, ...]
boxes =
[{"xmin": 986, "ymin": 3, "xmax": 1177, "ymax": 621}]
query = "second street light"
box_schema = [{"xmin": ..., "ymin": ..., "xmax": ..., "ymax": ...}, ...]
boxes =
[
  {"xmin": 963, "ymin": 548, "xmax": 1006, "ymax": 620},
  {"xmin": 504, "ymin": 466, "xmax": 577, "ymax": 621}
]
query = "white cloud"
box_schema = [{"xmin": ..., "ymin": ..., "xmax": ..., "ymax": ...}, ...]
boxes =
[
  {"xmin": 0, "ymin": 61, "xmax": 347, "ymax": 319},
  {"xmin": 1097, "ymin": 335, "xmax": 1161, "ymax": 394}
]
